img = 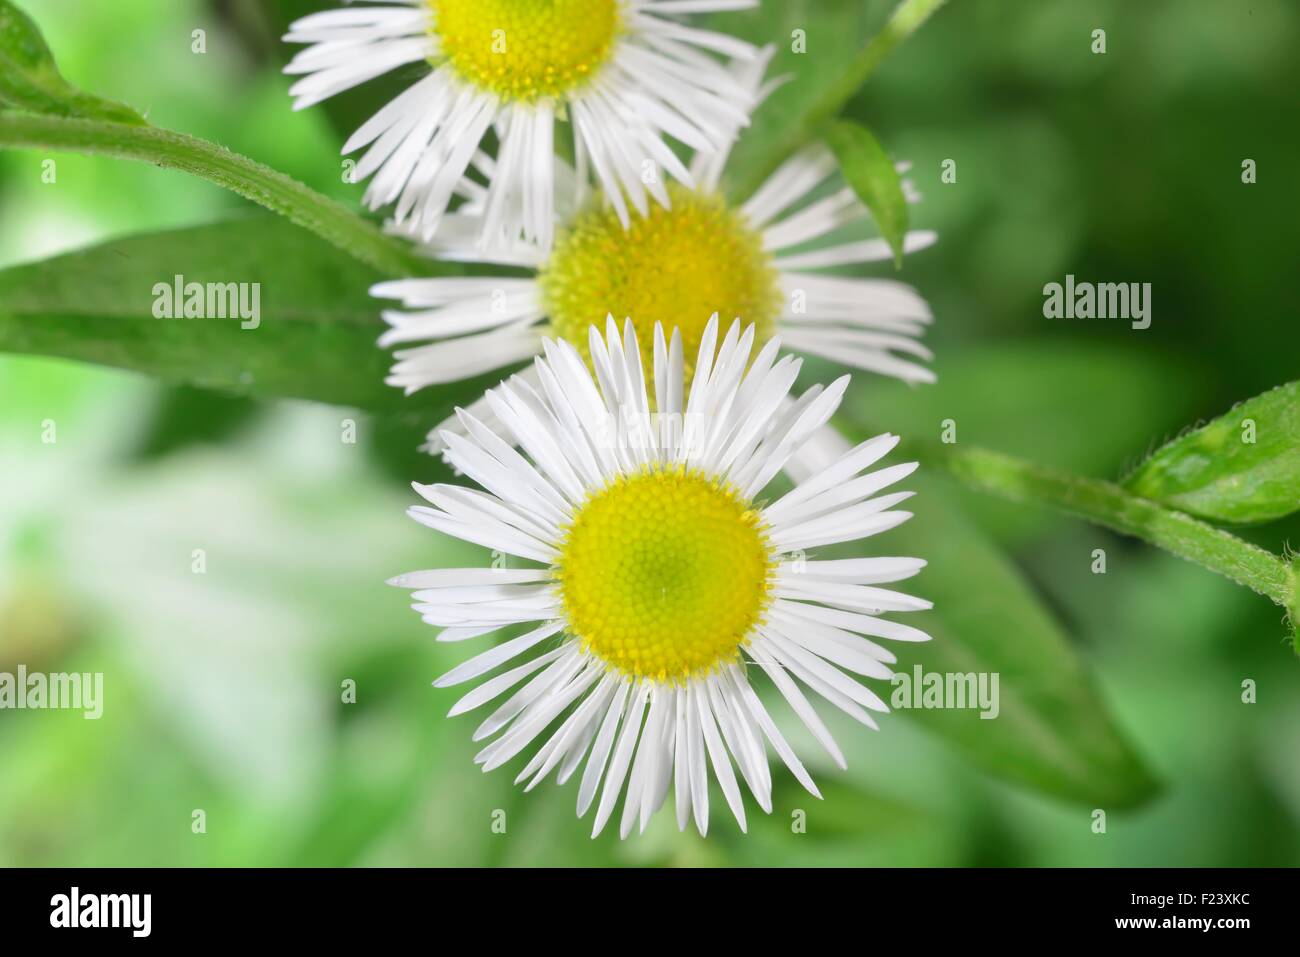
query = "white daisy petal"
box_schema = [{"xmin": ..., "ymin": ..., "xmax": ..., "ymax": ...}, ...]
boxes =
[
  {"xmin": 448, "ymin": 648, "xmax": 567, "ymax": 717},
  {"xmin": 368, "ymin": 54, "xmax": 938, "ymax": 493},
  {"xmin": 673, "ymin": 686, "xmax": 693, "ymax": 830},
  {"xmin": 520, "ymin": 673, "xmax": 619, "ymax": 790},
  {"xmin": 473, "ymin": 646, "xmax": 585, "ymax": 742},
  {"xmin": 724, "ymin": 663, "xmax": 822, "ymax": 799},
  {"xmin": 769, "ymin": 603, "xmax": 899, "ymax": 666},
  {"xmin": 621, "ymin": 685, "xmax": 671, "ymax": 837},
  {"xmin": 749, "ymin": 647, "xmax": 847, "ymax": 770},
  {"xmin": 756, "ymin": 635, "xmax": 880, "ymax": 731},
  {"xmin": 478, "ymin": 662, "xmax": 603, "ymax": 772},
  {"xmin": 392, "ymin": 321, "xmax": 931, "ymax": 836},
  {"xmin": 694, "ymin": 680, "xmax": 747, "ymax": 833},
  {"xmin": 285, "ymin": 0, "xmax": 756, "ymax": 248},
  {"xmin": 433, "ymin": 621, "xmax": 565, "ymax": 688},
  {"xmin": 591, "ymin": 682, "xmax": 650, "ymax": 837},
  {"xmin": 577, "ymin": 680, "xmax": 632, "ymax": 816},
  {"xmin": 777, "ymin": 556, "xmax": 927, "ymax": 585}
]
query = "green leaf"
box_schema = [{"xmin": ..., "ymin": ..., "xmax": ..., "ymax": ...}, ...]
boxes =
[
  {"xmin": 0, "ymin": 0, "xmax": 425, "ymax": 277},
  {"xmin": 1124, "ymin": 381, "xmax": 1300, "ymax": 524},
  {"xmin": 0, "ymin": 217, "xmax": 498, "ymax": 420},
  {"xmin": 720, "ymin": 0, "xmax": 950, "ymax": 201},
  {"xmin": 0, "ymin": 0, "xmax": 144, "ymax": 124},
  {"xmin": 823, "ymin": 120, "xmax": 909, "ymax": 267},
  {"xmin": 843, "ymin": 473, "xmax": 1161, "ymax": 807}
]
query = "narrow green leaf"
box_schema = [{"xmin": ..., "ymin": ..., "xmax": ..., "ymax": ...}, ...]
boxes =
[
  {"xmin": 823, "ymin": 120, "xmax": 909, "ymax": 267},
  {"xmin": 878, "ymin": 477, "xmax": 1162, "ymax": 807},
  {"xmin": 725, "ymin": 0, "xmax": 950, "ymax": 201},
  {"xmin": 0, "ymin": 0, "xmax": 144, "ymax": 124},
  {"xmin": 818, "ymin": 446, "xmax": 1161, "ymax": 808},
  {"xmin": 0, "ymin": 217, "xmax": 498, "ymax": 419},
  {"xmin": 1124, "ymin": 381, "xmax": 1300, "ymax": 524}
]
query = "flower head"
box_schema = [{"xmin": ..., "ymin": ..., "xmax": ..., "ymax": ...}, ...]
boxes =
[
  {"xmin": 373, "ymin": 49, "xmax": 937, "ymax": 459},
  {"xmin": 284, "ymin": 0, "xmax": 760, "ymax": 249},
  {"xmin": 391, "ymin": 317, "xmax": 931, "ymax": 837}
]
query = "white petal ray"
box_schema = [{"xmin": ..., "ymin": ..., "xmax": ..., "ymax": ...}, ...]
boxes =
[
  {"xmin": 520, "ymin": 674, "xmax": 619, "ymax": 790},
  {"xmin": 724, "ymin": 664, "xmax": 822, "ymax": 799},
  {"xmin": 448, "ymin": 648, "xmax": 567, "ymax": 717},
  {"xmin": 473, "ymin": 648, "xmax": 584, "ymax": 742},
  {"xmin": 592, "ymin": 683, "xmax": 651, "ymax": 837},
  {"xmin": 390, "ymin": 314, "xmax": 935, "ymax": 833},
  {"xmin": 433, "ymin": 622, "xmax": 566, "ymax": 688},
  {"xmin": 694, "ymin": 680, "xmax": 747, "ymax": 832},
  {"xmin": 755, "ymin": 633, "xmax": 879, "ymax": 730},
  {"xmin": 776, "ymin": 557, "xmax": 927, "ymax": 585},
  {"xmin": 478, "ymin": 663, "xmax": 603, "ymax": 772},
  {"xmin": 749, "ymin": 647, "xmax": 847, "ymax": 769},
  {"xmin": 577, "ymin": 681, "xmax": 631, "ymax": 817}
]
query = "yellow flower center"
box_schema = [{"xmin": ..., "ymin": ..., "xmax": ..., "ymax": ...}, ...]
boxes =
[
  {"xmin": 557, "ymin": 466, "xmax": 775, "ymax": 682},
  {"xmin": 539, "ymin": 186, "xmax": 783, "ymax": 382},
  {"xmin": 430, "ymin": 0, "xmax": 622, "ymax": 101}
]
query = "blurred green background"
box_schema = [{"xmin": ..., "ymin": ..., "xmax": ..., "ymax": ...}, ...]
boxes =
[{"xmin": 1, "ymin": 0, "xmax": 1298, "ymax": 866}]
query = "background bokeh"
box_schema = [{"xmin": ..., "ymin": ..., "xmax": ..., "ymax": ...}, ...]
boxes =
[{"xmin": 1, "ymin": 0, "xmax": 1298, "ymax": 866}]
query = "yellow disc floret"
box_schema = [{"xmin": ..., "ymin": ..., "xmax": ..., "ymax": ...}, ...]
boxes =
[
  {"xmin": 431, "ymin": 0, "xmax": 622, "ymax": 101},
  {"xmin": 539, "ymin": 185, "xmax": 783, "ymax": 382},
  {"xmin": 557, "ymin": 466, "xmax": 775, "ymax": 682}
]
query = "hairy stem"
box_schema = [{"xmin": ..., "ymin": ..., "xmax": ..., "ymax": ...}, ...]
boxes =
[
  {"xmin": 939, "ymin": 445, "xmax": 1296, "ymax": 609},
  {"xmin": 0, "ymin": 111, "xmax": 430, "ymax": 279}
]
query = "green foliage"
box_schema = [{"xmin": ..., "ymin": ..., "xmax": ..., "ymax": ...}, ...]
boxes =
[
  {"xmin": 0, "ymin": 217, "xmax": 389, "ymax": 407},
  {"xmin": 0, "ymin": 217, "xmax": 496, "ymax": 418},
  {"xmin": 833, "ymin": 472, "xmax": 1161, "ymax": 807},
  {"xmin": 2, "ymin": 0, "xmax": 1299, "ymax": 867},
  {"xmin": 841, "ymin": 341, "xmax": 1203, "ymax": 478},
  {"xmin": 716, "ymin": 0, "xmax": 950, "ymax": 200},
  {"xmin": 0, "ymin": 0, "xmax": 143, "ymax": 123},
  {"xmin": 939, "ymin": 446, "xmax": 1294, "ymax": 609},
  {"xmin": 0, "ymin": 1, "xmax": 429, "ymax": 277},
  {"xmin": 824, "ymin": 120, "xmax": 909, "ymax": 266},
  {"xmin": 1125, "ymin": 381, "xmax": 1300, "ymax": 524},
  {"xmin": 0, "ymin": 112, "xmax": 430, "ymax": 278}
]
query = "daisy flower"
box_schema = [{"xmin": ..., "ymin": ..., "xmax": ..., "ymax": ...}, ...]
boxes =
[
  {"xmin": 373, "ymin": 49, "xmax": 937, "ymax": 456},
  {"xmin": 283, "ymin": 0, "xmax": 761, "ymax": 249},
  {"xmin": 390, "ymin": 317, "xmax": 931, "ymax": 837}
]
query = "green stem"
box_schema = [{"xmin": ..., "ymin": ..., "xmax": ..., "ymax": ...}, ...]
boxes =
[
  {"xmin": 734, "ymin": 0, "xmax": 950, "ymax": 200},
  {"xmin": 939, "ymin": 445, "xmax": 1296, "ymax": 609},
  {"xmin": 0, "ymin": 111, "xmax": 429, "ymax": 279}
]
